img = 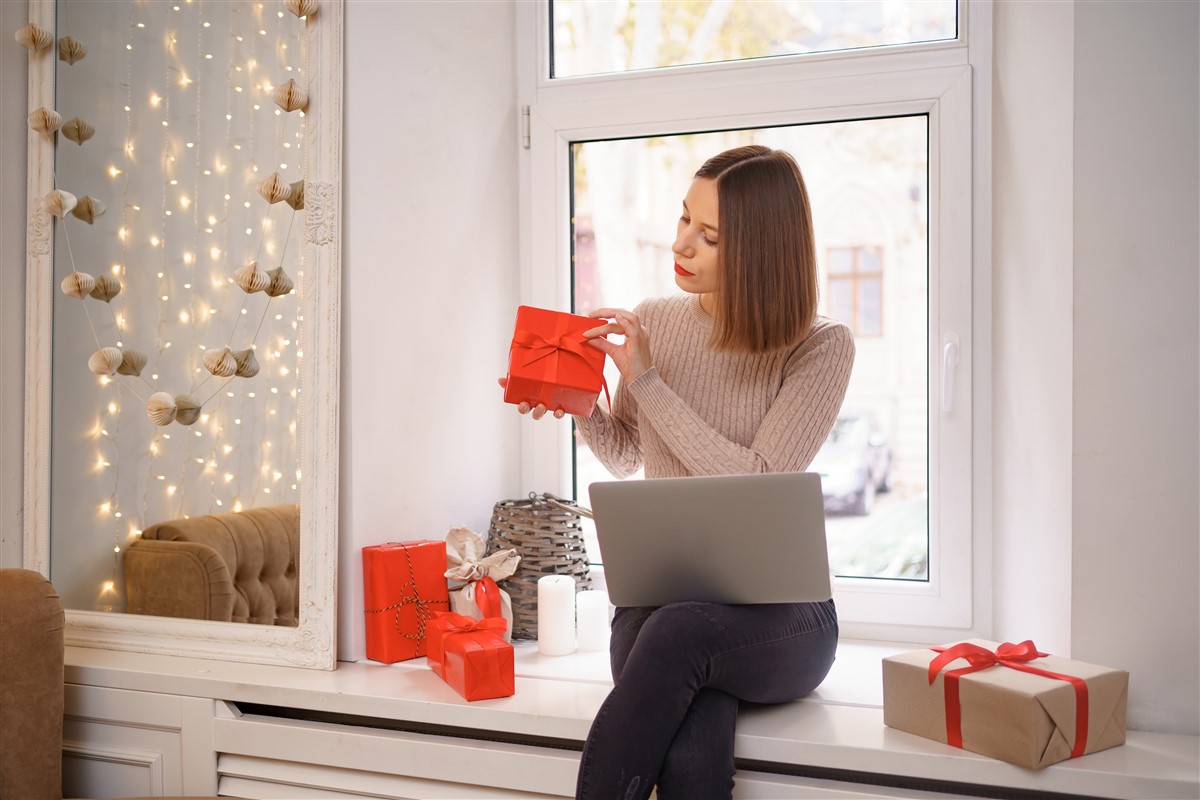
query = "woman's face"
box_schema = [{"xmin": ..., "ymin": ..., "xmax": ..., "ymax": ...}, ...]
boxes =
[{"xmin": 672, "ymin": 177, "xmax": 720, "ymax": 297}]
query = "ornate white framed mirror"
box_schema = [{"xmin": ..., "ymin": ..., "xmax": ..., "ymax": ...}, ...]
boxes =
[{"xmin": 22, "ymin": 0, "xmax": 341, "ymax": 669}]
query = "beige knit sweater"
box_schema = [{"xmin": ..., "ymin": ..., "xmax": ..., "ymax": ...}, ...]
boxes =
[{"xmin": 575, "ymin": 293, "xmax": 856, "ymax": 479}]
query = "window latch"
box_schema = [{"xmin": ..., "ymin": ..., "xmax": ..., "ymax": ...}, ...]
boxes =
[{"xmin": 942, "ymin": 333, "xmax": 961, "ymax": 413}]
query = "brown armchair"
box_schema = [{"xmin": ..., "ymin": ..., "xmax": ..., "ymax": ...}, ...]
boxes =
[
  {"xmin": 122, "ymin": 504, "xmax": 300, "ymax": 626},
  {"xmin": 0, "ymin": 568, "xmax": 65, "ymax": 799},
  {"xmin": 0, "ymin": 569, "xmax": 219, "ymax": 799}
]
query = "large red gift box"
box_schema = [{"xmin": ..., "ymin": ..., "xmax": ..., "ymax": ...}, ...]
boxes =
[
  {"xmin": 362, "ymin": 541, "xmax": 450, "ymax": 664},
  {"xmin": 427, "ymin": 611, "xmax": 514, "ymax": 701},
  {"xmin": 503, "ymin": 305, "xmax": 608, "ymax": 418}
]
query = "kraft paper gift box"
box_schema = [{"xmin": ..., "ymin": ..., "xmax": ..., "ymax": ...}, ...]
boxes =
[
  {"xmin": 883, "ymin": 639, "xmax": 1128, "ymax": 770},
  {"xmin": 503, "ymin": 305, "xmax": 609, "ymax": 418},
  {"xmin": 362, "ymin": 541, "xmax": 450, "ymax": 664},
  {"xmin": 427, "ymin": 612, "xmax": 514, "ymax": 700}
]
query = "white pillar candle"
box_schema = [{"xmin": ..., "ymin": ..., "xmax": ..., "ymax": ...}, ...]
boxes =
[
  {"xmin": 537, "ymin": 575, "xmax": 577, "ymax": 656},
  {"xmin": 575, "ymin": 590, "xmax": 610, "ymax": 652}
]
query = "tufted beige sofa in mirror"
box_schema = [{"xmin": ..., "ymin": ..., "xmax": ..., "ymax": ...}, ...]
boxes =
[{"xmin": 123, "ymin": 505, "xmax": 300, "ymax": 626}]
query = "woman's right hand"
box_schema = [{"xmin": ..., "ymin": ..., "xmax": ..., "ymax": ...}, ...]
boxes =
[{"xmin": 497, "ymin": 377, "xmax": 566, "ymax": 420}]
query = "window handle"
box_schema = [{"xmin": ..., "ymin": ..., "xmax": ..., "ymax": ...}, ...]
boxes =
[{"xmin": 942, "ymin": 334, "xmax": 961, "ymax": 413}]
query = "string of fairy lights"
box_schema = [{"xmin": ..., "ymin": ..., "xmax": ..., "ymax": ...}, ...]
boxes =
[{"xmin": 16, "ymin": 0, "xmax": 316, "ymax": 609}]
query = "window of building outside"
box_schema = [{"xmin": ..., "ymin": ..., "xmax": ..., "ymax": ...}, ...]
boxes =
[
  {"xmin": 521, "ymin": 0, "xmax": 983, "ymax": 636},
  {"xmin": 827, "ymin": 245, "xmax": 885, "ymax": 338}
]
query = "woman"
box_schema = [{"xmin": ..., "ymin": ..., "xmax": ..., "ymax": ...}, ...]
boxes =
[{"xmin": 510, "ymin": 145, "xmax": 854, "ymax": 798}]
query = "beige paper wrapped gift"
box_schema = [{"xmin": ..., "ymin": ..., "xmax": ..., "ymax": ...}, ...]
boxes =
[
  {"xmin": 444, "ymin": 527, "xmax": 519, "ymax": 642},
  {"xmin": 883, "ymin": 639, "xmax": 1128, "ymax": 769}
]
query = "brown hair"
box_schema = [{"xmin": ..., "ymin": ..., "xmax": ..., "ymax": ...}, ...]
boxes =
[{"xmin": 695, "ymin": 145, "xmax": 818, "ymax": 353}]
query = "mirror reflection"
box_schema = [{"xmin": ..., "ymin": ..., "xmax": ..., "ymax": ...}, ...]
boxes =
[{"xmin": 48, "ymin": 0, "xmax": 306, "ymax": 624}]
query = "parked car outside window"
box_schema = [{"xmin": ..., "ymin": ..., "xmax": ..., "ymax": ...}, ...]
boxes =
[{"xmin": 810, "ymin": 409, "xmax": 892, "ymax": 516}]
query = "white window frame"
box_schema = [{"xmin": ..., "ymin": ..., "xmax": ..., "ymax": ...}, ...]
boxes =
[{"xmin": 516, "ymin": 1, "xmax": 992, "ymax": 643}]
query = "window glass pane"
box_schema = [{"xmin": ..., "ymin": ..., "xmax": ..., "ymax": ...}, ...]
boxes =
[
  {"xmin": 572, "ymin": 116, "xmax": 929, "ymax": 581},
  {"xmin": 859, "ymin": 276, "xmax": 883, "ymax": 336},
  {"xmin": 551, "ymin": 0, "xmax": 957, "ymax": 79},
  {"xmin": 829, "ymin": 279, "xmax": 854, "ymax": 324},
  {"xmin": 861, "ymin": 246, "xmax": 882, "ymax": 272},
  {"xmin": 828, "ymin": 247, "xmax": 854, "ymax": 275}
]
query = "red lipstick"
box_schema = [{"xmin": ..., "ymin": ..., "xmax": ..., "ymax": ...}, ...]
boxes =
[{"xmin": 674, "ymin": 263, "xmax": 694, "ymax": 277}]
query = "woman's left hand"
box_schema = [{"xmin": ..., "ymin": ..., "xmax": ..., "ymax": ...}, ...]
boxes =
[{"xmin": 584, "ymin": 308, "xmax": 652, "ymax": 383}]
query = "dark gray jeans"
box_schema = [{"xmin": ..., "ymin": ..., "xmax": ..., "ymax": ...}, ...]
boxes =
[{"xmin": 575, "ymin": 598, "xmax": 838, "ymax": 800}]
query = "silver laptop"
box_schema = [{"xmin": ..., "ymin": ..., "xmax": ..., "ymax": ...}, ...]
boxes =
[{"xmin": 588, "ymin": 472, "xmax": 832, "ymax": 607}]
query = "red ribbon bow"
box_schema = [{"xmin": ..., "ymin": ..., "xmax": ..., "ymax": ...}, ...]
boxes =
[
  {"xmin": 431, "ymin": 612, "xmax": 509, "ymax": 636},
  {"xmin": 928, "ymin": 640, "xmax": 1089, "ymax": 758},
  {"xmin": 512, "ymin": 321, "xmax": 611, "ymax": 410}
]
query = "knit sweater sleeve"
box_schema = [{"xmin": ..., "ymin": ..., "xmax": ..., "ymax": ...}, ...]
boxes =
[
  {"xmin": 627, "ymin": 321, "xmax": 855, "ymax": 476},
  {"xmin": 572, "ymin": 372, "xmax": 644, "ymax": 479}
]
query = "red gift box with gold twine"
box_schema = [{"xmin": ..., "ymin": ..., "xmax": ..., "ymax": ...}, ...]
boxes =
[
  {"xmin": 883, "ymin": 639, "xmax": 1128, "ymax": 769},
  {"xmin": 503, "ymin": 305, "xmax": 609, "ymax": 418},
  {"xmin": 362, "ymin": 541, "xmax": 450, "ymax": 664},
  {"xmin": 427, "ymin": 611, "xmax": 514, "ymax": 701}
]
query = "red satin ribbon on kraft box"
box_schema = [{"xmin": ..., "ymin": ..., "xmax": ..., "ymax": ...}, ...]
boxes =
[
  {"xmin": 427, "ymin": 611, "xmax": 514, "ymax": 701},
  {"xmin": 503, "ymin": 305, "xmax": 609, "ymax": 418},
  {"xmin": 362, "ymin": 541, "xmax": 450, "ymax": 664},
  {"xmin": 882, "ymin": 639, "xmax": 1129, "ymax": 769}
]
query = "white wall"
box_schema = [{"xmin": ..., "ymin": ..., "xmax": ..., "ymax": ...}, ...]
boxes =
[
  {"xmin": 1070, "ymin": 0, "xmax": 1199, "ymax": 735},
  {"xmin": 993, "ymin": 0, "xmax": 1199, "ymax": 735},
  {"xmin": 991, "ymin": 0, "xmax": 1075, "ymax": 655},
  {"xmin": 338, "ymin": 0, "xmax": 521, "ymax": 662}
]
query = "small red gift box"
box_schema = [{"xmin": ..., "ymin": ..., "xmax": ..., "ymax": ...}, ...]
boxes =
[
  {"xmin": 503, "ymin": 305, "xmax": 608, "ymax": 418},
  {"xmin": 362, "ymin": 541, "xmax": 450, "ymax": 664},
  {"xmin": 427, "ymin": 611, "xmax": 514, "ymax": 701}
]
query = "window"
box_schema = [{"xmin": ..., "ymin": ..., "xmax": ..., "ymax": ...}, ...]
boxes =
[
  {"xmin": 550, "ymin": 0, "xmax": 958, "ymax": 78},
  {"xmin": 518, "ymin": 1, "xmax": 989, "ymax": 639},
  {"xmin": 827, "ymin": 246, "xmax": 885, "ymax": 337}
]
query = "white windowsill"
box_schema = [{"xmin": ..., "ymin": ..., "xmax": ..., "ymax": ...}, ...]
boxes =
[{"xmin": 64, "ymin": 639, "xmax": 1198, "ymax": 800}]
